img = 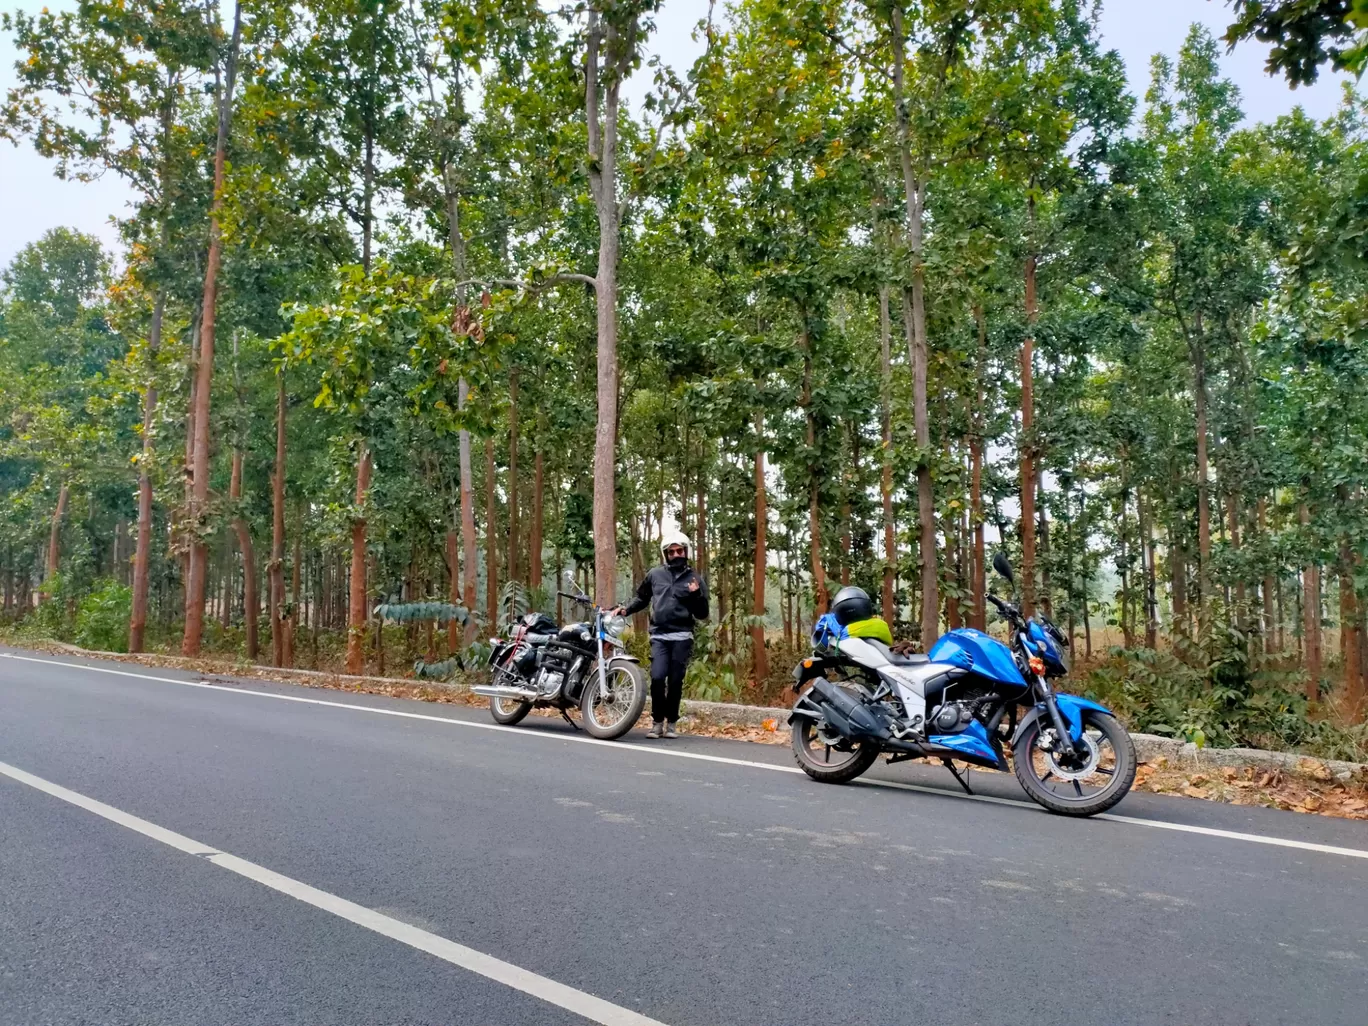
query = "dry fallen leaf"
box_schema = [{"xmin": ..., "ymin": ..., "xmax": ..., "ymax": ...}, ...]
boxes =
[
  {"xmin": 1183, "ymin": 785, "xmax": 1208, "ymax": 799},
  {"xmin": 761, "ymin": 718, "xmax": 778, "ymax": 732},
  {"xmin": 1297, "ymin": 758, "xmax": 1334, "ymax": 782}
]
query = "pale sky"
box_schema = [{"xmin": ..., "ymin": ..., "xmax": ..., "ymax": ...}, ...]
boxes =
[{"xmin": 0, "ymin": 0, "xmax": 1356, "ymax": 270}]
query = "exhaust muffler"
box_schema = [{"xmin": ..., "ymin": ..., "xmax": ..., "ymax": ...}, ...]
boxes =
[
  {"xmin": 809, "ymin": 678, "xmax": 896, "ymax": 742},
  {"xmin": 470, "ymin": 684, "xmax": 539, "ymax": 702}
]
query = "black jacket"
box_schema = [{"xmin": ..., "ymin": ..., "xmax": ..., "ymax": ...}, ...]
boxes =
[{"xmin": 623, "ymin": 563, "xmax": 709, "ymax": 635}]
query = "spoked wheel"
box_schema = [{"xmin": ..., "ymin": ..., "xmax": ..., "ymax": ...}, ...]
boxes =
[
  {"xmin": 791, "ymin": 686, "xmax": 880, "ymax": 784},
  {"xmin": 487, "ymin": 668, "xmax": 533, "ymax": 726},
  {"xmin": 580, "ymin": 660, "xmax": 647, "ymax": 740},
  {"xmin": 489, "ymin": 692, "xmax": 533, "ymax": 726},
  {"xmin": 1012, "ymin": 709, "xmax": 1136, "ymax": 816}
]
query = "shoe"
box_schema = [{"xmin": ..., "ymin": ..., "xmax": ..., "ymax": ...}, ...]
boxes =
[
  {"xmin": 663, "ymin": 723, "xmax": 679, "ymax": 739},
  {"xmin": 645, "ymin": 722, "xmax": 663, "ymax": 739}
]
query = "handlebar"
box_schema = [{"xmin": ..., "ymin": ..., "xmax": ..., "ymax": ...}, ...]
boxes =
[
  {"xmin": 987, "ymin": 593, "xmax": 1022, "ymax": 623},
  {"xmin": 558, "ymin": 590, "xmax": 593, "ymax": 605}
]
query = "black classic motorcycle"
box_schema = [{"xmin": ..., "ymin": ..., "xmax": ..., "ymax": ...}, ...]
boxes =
[{"xmin": 471, "ymin": 587, "xmax": 647, "ymax": 740}]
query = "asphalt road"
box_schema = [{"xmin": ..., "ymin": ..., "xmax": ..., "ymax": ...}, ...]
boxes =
[{"xmin": 1, "ymin": 647, "xmax": 1365, "ymax": 1026}]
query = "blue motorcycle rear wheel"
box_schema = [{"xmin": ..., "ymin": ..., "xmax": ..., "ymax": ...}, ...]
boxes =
[{"xmin": 791, "ymin": 685, "xmax": 880, "ymax": 784}]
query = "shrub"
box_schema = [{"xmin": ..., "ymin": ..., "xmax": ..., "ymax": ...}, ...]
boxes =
[
  {"xmin": 1083, "ymin": 643, "xmax": 1367, "ymax": 763},
  {"xmin": 73, "ymin": 579, "xmax": 131, "ymax": 653}
]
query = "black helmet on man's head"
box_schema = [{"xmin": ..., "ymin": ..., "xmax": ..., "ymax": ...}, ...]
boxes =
[{"xmin": 830, "ymin": 585, "xmax": 872, "ymax": 626}]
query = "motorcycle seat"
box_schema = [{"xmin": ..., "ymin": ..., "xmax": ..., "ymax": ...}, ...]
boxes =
[{"xmin": 865, "ymin": 639, "xmax": 929, "ymax": 666}]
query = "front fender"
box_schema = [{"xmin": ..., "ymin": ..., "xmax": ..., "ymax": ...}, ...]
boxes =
[
  {"xmin": 1012, "ymin": 693, "xmax": 1114, "ymax": 745},
  {"xmin": 609, "ymin": 654, "xmax": 640, "ymax": 665}
]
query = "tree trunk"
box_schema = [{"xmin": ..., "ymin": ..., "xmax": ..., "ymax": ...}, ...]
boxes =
[
  {"xmin": 183, "ymin": 2, "xmax": 242, "ymax": 659},
  {"xmin": 443, "ymin": 134, "xmax": 479, "ymax": 646},
  {"xmin": 1300, "ymin": 501, "xmax": 1321, "ymax": 703},
  {"xmin": 44, "ymin": 484, "xmax": 69, "ymax": 598},
  {"xmin": 1020, "ymin": 211, "xmax": 1038, "ymax": 619},
  {"xmin": 879, "ymin": 286, "xmax": 896, "ymax": 626},
  {"xmin": 446, "ymin": 525, "xmax": 460, "ymax": 654},
  {"xmin": 585, "ymin": 8, "xmax": 626, "ymax": 608},
  {"xmin": 945, "ymin": 501, "xmax": 961, "ymax": 631},
  {"xmin": 229, "ymin": 451, "xmax": 259, "ymax": 660},
  {"xmin": 530, "ymin": 446, "xmax": 544, "ymax": 591},
  {"xmin": 752, "ymin": 412, "xmax": 768, "ymax": 684},
  {"xmin": 455, "ymin": 380, "xmax": 479, "ymax": 643},
  {"xmin": 485, "ymin": 436, "xmax": 499, "ymax": 629},
  {"xmin": 183, "ymin": 0, "xmax": 242, "ymax": 657},
  {"xmin": 372, "ymin": 552, "xmax": 384, "ymax": 676},
  {"xmin": 1338, "ymin": 485, "xmax": 1362, "ymax": 718},
  {"xmin": 630, "ymin": 515, "xmax": 647, "ymax": 635},
  {"xmin": 696, "ymin": 478, "xmax": 709, "ymax": 579},
  {"xmin": 1142, "ymin": 490, "xmax": 1158, "ymax": 650},
  {"xmin": 1171, "ymin": 529, "xmax": 1188, "ymax": 636},
  {"xmin": 803, "ymin": 334, "xmax": 827, "ymax": 613},
  {"xmin": 888, "ymin": 6, "xmax": 937, "ymax": 648},
  {"xmin": 1258, "ymin": 497, "xmax": 1274, "ymax": 653},
  {"xmin": 129, "ymin": 294, "xmax": 163, "ymax": 651},
  {"xmin": 287, "ymin": 506, "xmax": 299, "ymax": 667},
  {"xmin": 270, "ymin": 373, "xmax": 287, "ymax": 667},
  {"xmin": 345, "ymin": 448, "xmax": 372, "ymax": 674},
  {"xmin": 970, "ymin": 304, "xmax": 987, "ymax": 631},
  {"xmin": 1192, "ymin": 314, "xmax": 1213, "ymax": 624},
  {"xmin": 507, "ymin": 369, "xmax": 520, "ymax": 584},
  {"xmin": 1228, "ymin": 492, "xmax": 1246, "ymax": 634},
  {"xmin": 1119, "ymin": 485, "xmax": 1133, "ymax": 648}
]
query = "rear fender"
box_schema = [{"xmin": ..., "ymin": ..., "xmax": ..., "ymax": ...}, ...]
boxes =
[
  {"xmin": 1012, "ymin": 693, "xmax": 1114, "ymax": 745},
  {"xmin": 792, "ymin": 656, "xmax": 838, "ymax": 690}
]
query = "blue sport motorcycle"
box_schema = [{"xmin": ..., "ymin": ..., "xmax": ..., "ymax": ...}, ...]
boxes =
[{"xmin": 790, "ymin": 553, "xmax": 1136, "ymax": 816}]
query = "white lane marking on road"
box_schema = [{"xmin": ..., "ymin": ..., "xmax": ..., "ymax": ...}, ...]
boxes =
[
  {"xmin": 1094, "ymin": 812, "xmax": 1368, "ymax": 859},
  {"xmin": 6, "ymin": 651, "xmax": 1368, "ymax": 863},
  {"xmin": 0, "ymin": 758, "xmax": 669, "ymax": 1026}
]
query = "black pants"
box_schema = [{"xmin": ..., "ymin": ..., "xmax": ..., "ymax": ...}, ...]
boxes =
[{"xmin": 649, "ymin": 637, "xmax": 693, "ymax": 723}]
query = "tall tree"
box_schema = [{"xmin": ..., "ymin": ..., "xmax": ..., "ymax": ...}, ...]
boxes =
[{"xmin": 182, "ymin": 0, "xmax": 243, "ymax": 656}]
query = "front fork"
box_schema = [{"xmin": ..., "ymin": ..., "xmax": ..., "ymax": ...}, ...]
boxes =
[
  {"xmin": 595, "ymin": 616, "xmax": 610, "ymax": 695},
  {"xmin": 1034, "ymin": 676, "xmax": 1078, "ymax": 757}
]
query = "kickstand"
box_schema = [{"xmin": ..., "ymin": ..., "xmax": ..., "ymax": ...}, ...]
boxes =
[
  {"xmin": 561, "ymin": 708, "xmax": 581, "ymax": 731},
  {"xmin": 942, "ymin": 759, "xmax": 973, "ymax": 795}
]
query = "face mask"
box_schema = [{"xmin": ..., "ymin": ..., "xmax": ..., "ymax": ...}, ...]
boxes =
[{"xmin": 667, "ymin": 554, "xmax": 687, "ymax": 569}]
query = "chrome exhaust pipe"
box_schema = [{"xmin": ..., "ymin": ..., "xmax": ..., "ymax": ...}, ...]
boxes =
[{"xmin": 470, "ymin": 683, "xmax": 539, "ymax": 702}]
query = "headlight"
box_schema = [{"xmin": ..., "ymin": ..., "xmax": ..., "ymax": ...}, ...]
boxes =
[{"xmin": 603, "ymin": 615, "xmax": 627, "ymax": 637}]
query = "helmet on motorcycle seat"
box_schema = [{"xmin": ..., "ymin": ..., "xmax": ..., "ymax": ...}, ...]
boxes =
[
  {"xmin": 830, "ymin": 586, "xmax": 873, "ymax": 627},
  {"xmin": 659, "ymin": 530, "xmax": 692, "ymax": 561}
]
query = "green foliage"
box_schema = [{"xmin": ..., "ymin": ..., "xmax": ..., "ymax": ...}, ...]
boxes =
[
  {"xmin": 1085, "ymin": 646, "xmax": 1368, "ymax": 762},
  {"xmin": 1225, "ymin": 0, "xmax": 1368, "ymax": 86},
  {"xmin": 74, "ymin": 579, "xmax": 133, "ymax": 653}
]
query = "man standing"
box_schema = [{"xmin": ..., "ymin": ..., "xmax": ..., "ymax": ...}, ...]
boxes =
[{"xmin": 616, "ymin": 531, "xmax": 709, "ymax": 738}]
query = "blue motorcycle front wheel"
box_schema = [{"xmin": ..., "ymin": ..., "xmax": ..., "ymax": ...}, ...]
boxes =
[{"xmin": 1012, "ymin": 710, "xmax": 1136, "ymax": 816}]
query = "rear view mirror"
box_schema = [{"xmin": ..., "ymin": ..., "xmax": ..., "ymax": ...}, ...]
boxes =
[{"xmin": 992, "ymin": 551, "xmax": 1014, "ymax": 584}]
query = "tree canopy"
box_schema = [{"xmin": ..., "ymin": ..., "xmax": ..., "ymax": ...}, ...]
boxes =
[{"xmin": 2, "ymin": 1, "xmax": 1365, "ymax": 757}]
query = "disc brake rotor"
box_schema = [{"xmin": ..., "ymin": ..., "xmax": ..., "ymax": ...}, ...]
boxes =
[
  {"xmin": 813, "ymin": 721, "xmax": 844, "ymax": 748},
  {"xmin": 1045, "ymin": 732, "xmax": 1101, "ymax": 781}
]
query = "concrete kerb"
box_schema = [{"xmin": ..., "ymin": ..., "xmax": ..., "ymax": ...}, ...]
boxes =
[
  {"xmin": 679, "ymin": 700, "xmax": 1365, "ymax": 783},
  {"xmin": 8, "ymin": 639, "xmax": 1365, "ymax": 783}
]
